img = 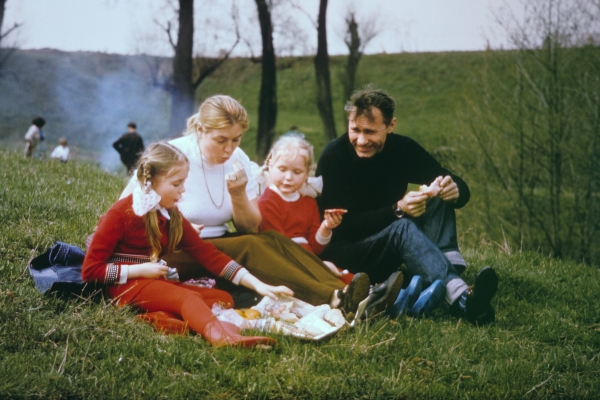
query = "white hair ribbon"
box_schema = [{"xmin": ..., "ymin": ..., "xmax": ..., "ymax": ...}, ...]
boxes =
[{"xmin": 132, "ymin": 184, "xmax": 170, "ymax": 219}]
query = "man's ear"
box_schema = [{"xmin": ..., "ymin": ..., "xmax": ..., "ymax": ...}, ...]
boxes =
[{"xmin": 387, "ymin": 117, "xmax": 397, "ymax": 134}]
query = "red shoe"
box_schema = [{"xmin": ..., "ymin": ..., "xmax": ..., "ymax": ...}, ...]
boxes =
[
  {"xmin": 136, "ymin": 311, "xmax": 189, "ymax": 335},
  {"xmin": 202, "ymin": 320, "xmax": 277, "ymax": 348}
]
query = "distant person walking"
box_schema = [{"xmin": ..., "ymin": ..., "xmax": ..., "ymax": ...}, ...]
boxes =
[
  {"xmin": 50, "ymin": 138, "xmax": 70, "ymax": 162},
  {"xmin": 23, "ymin": 117, "xmax": 46, "ymax": 158},
  {"xmin": 113, "ymin": 122, "xmax": 144, "ymax": 174}
]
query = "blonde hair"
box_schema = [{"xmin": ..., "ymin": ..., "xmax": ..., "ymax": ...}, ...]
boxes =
[
  {"xmin": 185, "ymin": 95, "xmax": 249, "ymax": 136},
  {"xmin": 265, "ymin": 133, "xmax": 314, "ymax": 172},
  {"xmin": 136, "ymin": 142, "xmax": 189, "ymax": 261},
  {"xmin": 59, "ymin": 138, "xmax": 68, "ymax": 146}
]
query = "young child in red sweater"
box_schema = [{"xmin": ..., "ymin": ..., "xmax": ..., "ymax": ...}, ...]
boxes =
[
  {"xmin": 83, "ymin": 142, "xmax": 292, "ymax": 348},
  {"xmin": 258, "ymin": 134, "xmax": 353, "ymax": 284}
]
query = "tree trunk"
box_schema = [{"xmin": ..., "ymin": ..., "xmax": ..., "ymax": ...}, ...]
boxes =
[
  {"xmin": 0, "ymin": 0, "xmax": 6, "ymax": 39},
  {"xmin": 255, "ymin": 0, "xmax": 277, "ymax": 162},
  {"xmin": 314, "ymin": 0, "xmax": 337, "ymax": 141},
  {"xmin": 344, "ymin": 14, "xmax": 361, "ymax": 102},
  {"xmin": 168, "ymin": 0, "xmax": 195, "ymax": 137}
]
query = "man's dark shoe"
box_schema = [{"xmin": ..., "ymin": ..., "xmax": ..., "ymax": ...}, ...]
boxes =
[
  {"xmin": 361, "ymin": 271, "xmax": 404, "ymax": 319},
  {"xmin": 465, "ymin": 267, "xmax": 498, "ymax": 324},
  {"xmin": 338, "ymin": 272, "xmax": 370, "ymax": 319}
]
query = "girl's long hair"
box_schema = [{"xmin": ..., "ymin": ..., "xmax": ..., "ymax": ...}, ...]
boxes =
[{"xmin": 136, "ymin": 142, "xmax": 188, "ymax": 261}]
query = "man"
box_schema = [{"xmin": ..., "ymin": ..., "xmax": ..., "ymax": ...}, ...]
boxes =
[
  {"xmin": 113, "ymin": 122, "xmax": 145, "ymax": 174},
  {"xmin": 316, "ymin": 89, "xmax": 497, "ymax": 324}
]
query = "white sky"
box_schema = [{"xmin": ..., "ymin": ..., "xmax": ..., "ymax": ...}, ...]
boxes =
[{"xmin": 2, "ymin": 0, "xmax": 524, "ymax": 56}]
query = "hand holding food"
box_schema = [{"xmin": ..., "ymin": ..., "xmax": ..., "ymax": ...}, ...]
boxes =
[
  {"xmin": 438, "ymin": 175, "xmax": 459, "ymax": 202},
  {"xmin": 323, "ymin": 210, "xmax": 343, "ymax": 229},
  {"xmin": 324, "ymin": 209, "xmax": 348, "ymax": 215}
]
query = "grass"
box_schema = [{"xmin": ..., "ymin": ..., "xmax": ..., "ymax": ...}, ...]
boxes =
[{"xmin": 1, "ymin": 149, "xmax": 599, "ymax": 399}]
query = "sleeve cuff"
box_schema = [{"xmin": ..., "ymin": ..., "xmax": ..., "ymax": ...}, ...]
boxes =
[
  {"xmin": 105, "ymin": 263, "xmax": 120, "ymax": 284},
  {"xmin": 316, "ymin": 231, "xmax": 332, "ymax": 245},
  {"xmin": 220, "ymin": 260, "xmax": 243, "ymax": 281},
  {"xmin": 231, "ymin": 267, "xmax": 249, "ymax": 285},
  {"xmin": 118, "ymin": 264, "xmax": 129, "ymax": 285}
]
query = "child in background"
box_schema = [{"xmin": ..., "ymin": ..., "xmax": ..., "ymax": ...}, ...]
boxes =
[
  {"xmin": 50, "ymin": 138, "xmax": 70, "ymax": 162},
  {"xmin": 83, "ymin": 142, "xmax": 292, "ymax": 347},
  {"xmin": 23, "ymin": 117, "xmax": 46, "ymax": 158},
  {"xmin": 258, "ymin": 134, "xmax": 354, "ymax": 285}
]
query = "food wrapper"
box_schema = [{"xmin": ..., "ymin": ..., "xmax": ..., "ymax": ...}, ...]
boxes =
[{"xmin": 212, "ymin": 295, "xmax": 347, "ymax": 341}]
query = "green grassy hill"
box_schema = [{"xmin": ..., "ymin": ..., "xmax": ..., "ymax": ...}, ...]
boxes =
[
  {"xmin": 0, "ymin": 49, "xmax": 482, "ymax": 163},
  {"xmin": 1, "ymin": 149, "xmax": 600, "ymax": 398}
]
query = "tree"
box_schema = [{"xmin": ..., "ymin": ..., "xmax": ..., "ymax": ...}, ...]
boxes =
[
  {"xmin": 0, "ymin": 0, "xmax": 21, "ymax": 78},
  {"xmin": 151, "ymin": 0, "xmax": 240, "ymax": 136},
  {"xmin": 460, "ymin": 0, "xmax": 600, "ymax": 263},
  {"xmin": 314, "ymin": 0, "xmax": 336, "ymax": 141},
  {"xmin": 255, "ymin": 0, "xmax": 277, "ymax": 161},
  {"xmin": 342, "ymin": 10, "xmax": 380, "ymax": 102}
]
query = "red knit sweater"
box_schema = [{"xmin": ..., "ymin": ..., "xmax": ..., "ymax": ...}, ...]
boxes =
[
  {"xmin": 83, "ymin": 195, "xmax": 241, "ymax": 301},
  {"xmin": 258, "ymin": 187, "xmax": 327, "ymax": 255}
]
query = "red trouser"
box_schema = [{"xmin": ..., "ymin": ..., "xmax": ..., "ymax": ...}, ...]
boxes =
[{"xmin": 125, "ymin": 279, "xmax": 233, "ymax": 335}]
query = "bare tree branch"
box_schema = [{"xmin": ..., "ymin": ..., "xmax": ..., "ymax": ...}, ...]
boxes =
[{"xmin": 0, "ymin": 21, "xmax": 21, "ymax": 41}]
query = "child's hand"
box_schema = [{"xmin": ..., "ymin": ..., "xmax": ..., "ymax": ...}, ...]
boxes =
[
  {"xmin": 254, "ymin": 282, "xmax": 294, "ymax": 300},
  {"xmin": 323, "ymin": 261, "xmax": 343, "ymax": 277},
  {"xmin": 240, "ymin": 273, "xmax": 294, "ymax": 300},
  {"xmin": 128, "ymin": 262, "xmax": 169, "ymax": 279},
  {"xmin": 323, "ymin": 211, "xmax": 343, "ymax": 229}
]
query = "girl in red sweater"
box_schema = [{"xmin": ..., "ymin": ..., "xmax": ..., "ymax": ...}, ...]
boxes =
[
  {"xmin": 83, "ymin": 142, "xmax": 292, "ymax": 348},
  {"xmin": 258, "ymin": 134, "xmax": 355, "ymax": 286}
]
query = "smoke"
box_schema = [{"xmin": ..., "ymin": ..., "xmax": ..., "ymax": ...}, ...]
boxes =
[{"xmin": 52, "ymin": 53, "xmax": 171, "ymax": 172}]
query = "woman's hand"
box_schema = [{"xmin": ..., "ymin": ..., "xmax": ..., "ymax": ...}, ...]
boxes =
[
  {"xmin": 240, "ymin": 273, "xmax": 294, "ymax": 300},
  {"xmin": 128, "ymin": 262, "xmax": 169, "ymax": 279},
  {"xmin": 190, "ymin": 223, "xmax": 205, "ymax": 234},
  {"xmin": 226, "ymin": 160, "xmax": 248, "ymax": 197}
]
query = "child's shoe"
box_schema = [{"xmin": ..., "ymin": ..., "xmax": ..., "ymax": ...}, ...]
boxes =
[
  {"xmin": 409, "ymin": 279, "xmax": 446, "ymax": 317},
  {"xmin": 388, "ymin": 275, "xmax": 423, "ymax": 318},
  {"xmin": 360, "ymin": 271, "xmax": 404, "ymax": 319}
]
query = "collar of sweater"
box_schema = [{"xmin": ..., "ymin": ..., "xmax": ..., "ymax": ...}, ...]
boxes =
[{"xmin": 269, "ymin": 185, "xmax": 301, "ymax": 202}]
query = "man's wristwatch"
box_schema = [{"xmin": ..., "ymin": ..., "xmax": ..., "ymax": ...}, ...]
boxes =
[{"xmin": 394, "ymin": 204, "xmax": 405, "ymax": 218}]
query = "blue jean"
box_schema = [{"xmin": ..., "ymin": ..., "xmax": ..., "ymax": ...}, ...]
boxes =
[{"xmin": 321, "ymin": 197, "xmax": 462, "ymax": 285}]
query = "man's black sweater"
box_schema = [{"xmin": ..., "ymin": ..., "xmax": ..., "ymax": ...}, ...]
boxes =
[{"xmin": 316, "ymin": 133, "xmax": 470, "ymax": 242}]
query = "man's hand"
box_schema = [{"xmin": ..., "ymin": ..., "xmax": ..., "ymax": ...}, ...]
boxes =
[
  {"xmin": 397, "ymin": 191, "xmax": 429, "ymax": 217},
  {"xmin": 438, "ymin": 175, "xmax": 459, "ymax": 202}
]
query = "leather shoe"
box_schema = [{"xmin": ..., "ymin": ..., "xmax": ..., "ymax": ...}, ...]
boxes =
[
  {"xmin": 361, "ymin": 271, "xmax": 404, "ymax": 319},
  {"xmin": 465, "ymin": 267, "xmax": 498, "ymax": 324}
]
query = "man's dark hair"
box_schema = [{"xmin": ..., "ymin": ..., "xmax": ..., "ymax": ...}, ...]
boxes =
[
  {"xmin": 32, "ymin": 117, "xmax": 46, "ymax": 128},
  {"xmin": 344, "ymin": 88, "xmax": 395, "ymax": 126},
  {"xmin": 127, "ymin": 122, "xmax": 137, "ymax": 129}
]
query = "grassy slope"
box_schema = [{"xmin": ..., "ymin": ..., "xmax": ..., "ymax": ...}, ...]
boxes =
[
  {"xmin": 0, "ymin": 49, "xmax": 480, "ymax": 160},
  {"xmin": 1, "ymin": 150, "xmax": 599, "ymax": 399}
]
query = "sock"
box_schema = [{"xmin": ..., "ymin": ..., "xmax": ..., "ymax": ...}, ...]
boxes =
[
  {"xmin": 455, "ymin": 289, "xmax": 469, "ymax": 314},
  {"xmin": 330, "ymin": 289, "xmax": 341, "ymax": 308},
  {"xmin": 445, "ymin": 278, "xmax": 469, "ymax": 305}
]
